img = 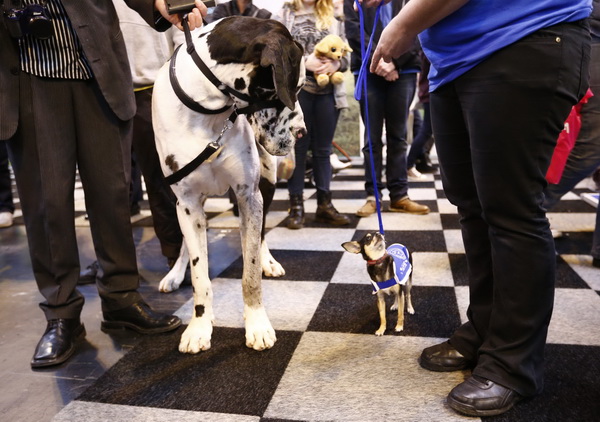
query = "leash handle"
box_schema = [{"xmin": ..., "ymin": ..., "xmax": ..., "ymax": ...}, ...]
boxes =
[{"xmin": 354, "ymin": 0, "xmax": 385, "ymax": 235}]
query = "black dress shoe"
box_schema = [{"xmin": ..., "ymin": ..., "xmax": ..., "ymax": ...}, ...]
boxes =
[
  {"xmin": 101, "ymin": 301, "xmax": 181, "ymax": 334},
  {"xmin": 447, "ymin": 375, "xmax": 523, "ymax": 416},
  {"xmin": 31, "ymin": 319, "xmax": 86, "ymax": 368},
  {"xmin": 79, "ymin": 261, "xmax": 99, "ymax": 285},
  {"xmin": 419, "ymin": 341, "xmax": 474, "ymax": 372}
]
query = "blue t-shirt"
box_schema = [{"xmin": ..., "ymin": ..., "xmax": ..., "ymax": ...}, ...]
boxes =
[{"xmin": 419, "ymin": 0, "xmax": 592, "ymax": 91}]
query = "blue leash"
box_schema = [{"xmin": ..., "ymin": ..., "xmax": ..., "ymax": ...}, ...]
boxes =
[{"xmin": 354, "ymin": 1, "xmax": 384, "ymax": 235}]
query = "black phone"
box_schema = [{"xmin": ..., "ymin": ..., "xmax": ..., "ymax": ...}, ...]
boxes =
[{"xmin": 165, "ymin": 0, "xmax": 215, "ymax": 15}]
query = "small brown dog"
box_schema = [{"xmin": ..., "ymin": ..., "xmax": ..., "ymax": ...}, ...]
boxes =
[{"xmin": 342, "ymin": 232, "xmax": 414, "ymax": 336}]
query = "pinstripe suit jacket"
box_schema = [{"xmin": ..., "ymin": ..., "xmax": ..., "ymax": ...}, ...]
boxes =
[{"xmin": 0, "ymin": 0, "xmax": 169, "ymax": 140}]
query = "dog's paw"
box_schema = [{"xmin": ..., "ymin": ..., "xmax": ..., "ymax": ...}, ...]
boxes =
[
  {"xmin": 394, "ymin": 325, "xmax": 404, "ymax": 332},
  {"xmin": 261, "ymin": 243, "xmax": 285, "ymax": 278},
  {"xmin": 262, "ymin": 258, "xmax": 285, "ymax": 278},
  {"xmin": 375, "ymin": 328, "xmax": 385, "ymax": 336},
  {"xmin": 407, "ymin": 305, "xmax": 415, "ymax": 315},
  {"xmin": 179, "ymin": 318, "xmax": 213, "ymax": 354},
  {"xmin": 244, "ymin": 306, "xmax": 276, "ymax": 351},
  {"xmin": 159, "ymin": 275, "xmax": 183, "ymax": 293},
  {"xmin": 390, "ymin": 303, "xmax": 398, "ymax": 311}
]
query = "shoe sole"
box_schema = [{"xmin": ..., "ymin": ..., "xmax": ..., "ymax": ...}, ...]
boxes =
[
  {"xmin": 388, "ymin": 207, "xmax": 430, "ymax": 215},
  {"xmin": 419, "ymin": 356, "xmax": 472, "ymax": 372},
  {"xmin": 447, "ymin": 393, "xmax": 522, "ymax": 417},
  {"xmin": 356, "ymin": 211, "xmax": 375, "ymax": 217},
  {"xmin": 31, "ymin": 324, "xmax": 86, "ymax": 369},
  {"xmin": 314, "ymin": 217, "xmax": 350, "ymax": 226},
  {"xmin": 101, "ymin": 319, "xmax": 181, "ymax": 335}
]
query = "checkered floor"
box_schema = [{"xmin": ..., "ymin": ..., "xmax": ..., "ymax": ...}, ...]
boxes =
[{"xmin": 2, "ymin": 158, "xmax": 599, "ymax": 421}]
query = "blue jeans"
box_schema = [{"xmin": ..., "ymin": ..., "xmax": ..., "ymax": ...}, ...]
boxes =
[
  {"xmin": 407, "ymin": 102, "xmax": 432, "ymax": 169},
  {"xmin": 287, "ymin": 90, "xmax": 338, "ymax": 196},
  {"xmin": 431, "ymin": 20, "xmax": 590, "ymax": 396},
  {"xmin": 357, "ymin": 72, "xmax": 416, "ymax": 202},
  {"xmin": 544, "ymin": 38, "xmax": 600, "ymax": 260}
]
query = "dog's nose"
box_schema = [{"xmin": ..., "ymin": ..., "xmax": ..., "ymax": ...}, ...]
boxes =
[{"xmin": 294, "ymin": 127, "xmax": 307, "ymax": 140}]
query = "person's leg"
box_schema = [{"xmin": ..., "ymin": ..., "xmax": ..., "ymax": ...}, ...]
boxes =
[
  {"xmin": 384, "ymin": 73, "xmax": 415, "ymax": 202},
  {"xmin": 310, "ymin": 92, "xmax": 349, "ymax": 225},
  {"xmin": 71, "ymin": 80, "xmax": 144, "ymax": 312},
  {"xmin": 7, "ymin": 75, "xmax": 85, "ymax": 320},
  {"xmin": 592, "ymin": 204, "xmax": 600, "ymax": 265},
  {"xmin": 544, "ymin": 39, "xmax": 600, "ymax": 209},
  {"xmin": 437, "ymin": 20, "xmax": 590, "ymax": 398},
  {"xmin": 359, "ymin": 73, "xmax": 386, "ymax": 199},
  {"xmin": 0, "ymin": 143, "xmax": 14, "ymax": 214},
  {"xmin": 407, "ymin": 102, "xmax": 433, "ymax": 169},
  {"xmin": 131, "ymin": 89, "xmax": 182, "ymax": 262}
]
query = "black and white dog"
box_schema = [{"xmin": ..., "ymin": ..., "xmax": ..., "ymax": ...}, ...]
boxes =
[
  {"xmin": 342, "ymin": 232, "xmax": 415, "ymax": 336},
  {"xmin": 152, "ymin": 16, "xmax": 306, "ymax": 353}
]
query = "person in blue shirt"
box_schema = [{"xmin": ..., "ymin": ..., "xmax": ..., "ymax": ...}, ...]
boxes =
[{"xmin": 362, "ymin": 0, "xmax": 592, "ymax": 417}]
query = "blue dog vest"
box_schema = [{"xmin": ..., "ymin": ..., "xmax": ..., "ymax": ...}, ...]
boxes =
[{"xmin": 371, "ymin": 243, "xmax": 412, "ymax": 293}]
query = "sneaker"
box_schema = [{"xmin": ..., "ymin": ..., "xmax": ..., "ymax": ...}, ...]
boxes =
[
  {"xmin": 389, "ymin": 197, "xmax": 430, "ymax": 215},
  {"xmin": 0, "ymin": 211, "xmax": 13, "ymax": 228},
  {"xmin": 407, "ymin": 167, "xmax": 427, "ymax": 181},
  {"xmin": 356, "ymin": 198, "xmax": 377, "ymax": 217},
  {"xmin": 330, "ymin": 154, "xmax": 351, "ymax": 171}
]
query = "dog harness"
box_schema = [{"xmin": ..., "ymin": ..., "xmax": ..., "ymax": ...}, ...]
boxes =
[
  {"xmin": 165, "ymin": 17, "xmax": 285, "ymax": 185},
  {"xmin": 369, "ymin": 243, "xmax": 412, "ymax": 293}
]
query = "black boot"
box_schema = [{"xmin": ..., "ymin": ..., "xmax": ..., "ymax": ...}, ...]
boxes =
[
  {"xmin": 286, "ymin": 194, "xmax": 304, "ymax": 230},
  {"xmin": 316, "ymin": 191, "xmax": 350, "ymax": 226}
]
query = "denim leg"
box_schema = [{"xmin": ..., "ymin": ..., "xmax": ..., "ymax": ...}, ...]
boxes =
[
  {"xmin": 407, "ymin": 102, "xmax": 432, "ymax": 169},
  {"xmin": 359, "ymin": 74, "xmax": 386, "ymax": 198},
  {"xmin": 359, "ymin": 73, "xmax": 415, "ymax": 201},
  {"xmin": 432, "ymin": 21, "xmax": 590, "ymax": 396},
  {"xmin": 385, "ymin": 73, "xmax": 416, "ymax": 201}
]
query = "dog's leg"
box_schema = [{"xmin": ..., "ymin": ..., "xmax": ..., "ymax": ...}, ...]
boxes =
[
  {"xmin": 258, "ymin": 154, "xmax": 285, "ymax": 277},
  {"xmin": 176, "ymin": 197, "xmax": 215, "ymax": 353},
  {"xmin": 405, "ymin": 279, "xmax": 415, "ymax": 315},
  {"xmin": 158, "ymin": 243, "xmax": 189, "ymax": 292},
  {"xmin": 375, "ymin": 292, "xmax": 387, "ymax": 336},
  {"xmin": 236, "ymin": 184, "xmax": 276, "ymax": 350},
  {"xmin": 395, "ymin": 289, "xmax": 405, "ymax": 332}
]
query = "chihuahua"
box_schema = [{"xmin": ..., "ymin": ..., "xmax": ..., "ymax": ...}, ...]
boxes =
[{"xmin": 342, "ymin": 232, "xmax": 414, "ymax": 336}]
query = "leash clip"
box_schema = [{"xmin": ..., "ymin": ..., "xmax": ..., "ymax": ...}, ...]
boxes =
[{"xmin": 214, "ymin": 118, "xmax": 234, "ymax": 145}]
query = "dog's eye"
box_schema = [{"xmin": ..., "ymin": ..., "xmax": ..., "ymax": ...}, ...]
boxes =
[{"xmin": 331, "ymin": 47, "xmax": 337, "ymax": 52}]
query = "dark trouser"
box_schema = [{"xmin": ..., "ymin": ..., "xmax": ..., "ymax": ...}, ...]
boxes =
[
  {"xmin": 131, "ymin": 88, "xmax": 182, "ymax": 261},
  {"xmin": 0, "ymin": 142, "xmax": 14, "ymax": 213},
  {"xmin": 543, "ymin": 38, "xmax": 600, "ymax": 260},
  {"xmin": 288, "ymin": 90, "xmax": 339, "ymax": 196},
  {"xmin": 431, "ymin": 20, "xmax": 590, "ymax": 396},
  {"xmin": 407, "ymin": 102, "xmax": 432, "ymax": 169},
  {"xmin": 7, "ymin": 74, "xmax": 143, "ymax": 319},
  {"xmin": 358, "ymin": 72, "xmax": 416, "ymax": 202}
]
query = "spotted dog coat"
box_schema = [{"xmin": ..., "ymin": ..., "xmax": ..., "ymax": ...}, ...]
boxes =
[{"xmin": 152, "ymin": 16, "xmax": 306, "ymax": 353}]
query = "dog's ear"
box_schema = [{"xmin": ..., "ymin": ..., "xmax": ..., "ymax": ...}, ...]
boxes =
[
  {"xmin": 261, "ymin": 38, "xmax": 304, "ymax": 110},
  {"xmin": 344, "ymin": 41, "xmax": 353, "ymax": 54},
  {"xmin": 342, "ymin": 241, "xmax": 362, "ymax": 254}
]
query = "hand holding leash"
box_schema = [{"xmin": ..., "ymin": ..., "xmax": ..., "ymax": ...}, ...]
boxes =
[{"xmin": 155, "ymin": 0, "xmax": 208, "ymax": 31}]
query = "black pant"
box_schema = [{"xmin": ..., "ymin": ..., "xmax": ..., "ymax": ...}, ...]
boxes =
[
  {"xmin": 7, "ymin": 75, "xmax": 143, "ymax": 319},
  {"xmin": 131, "ymin": 88, "xmax": 182, "ymax": 261},
  {"xmin": 0, "ymin": 142, "xmax": 14, "ymax": 213},
  {"xmin": 431, "ymin": 20, "xmax": 590, "ymax": 396}
]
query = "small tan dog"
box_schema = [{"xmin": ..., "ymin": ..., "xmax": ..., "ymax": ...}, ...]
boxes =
[
  {"xmin": 342, "ymin": 232, "xmax": 415, "ymax": 336},
  {"xmin": 313, "ymin": 34, "xmax": 353, "ymax": 87}
]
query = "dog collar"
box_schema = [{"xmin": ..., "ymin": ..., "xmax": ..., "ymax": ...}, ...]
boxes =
[{"xmin": 367, "ymin": 254, "xmax": 388, "ymax": 266}]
